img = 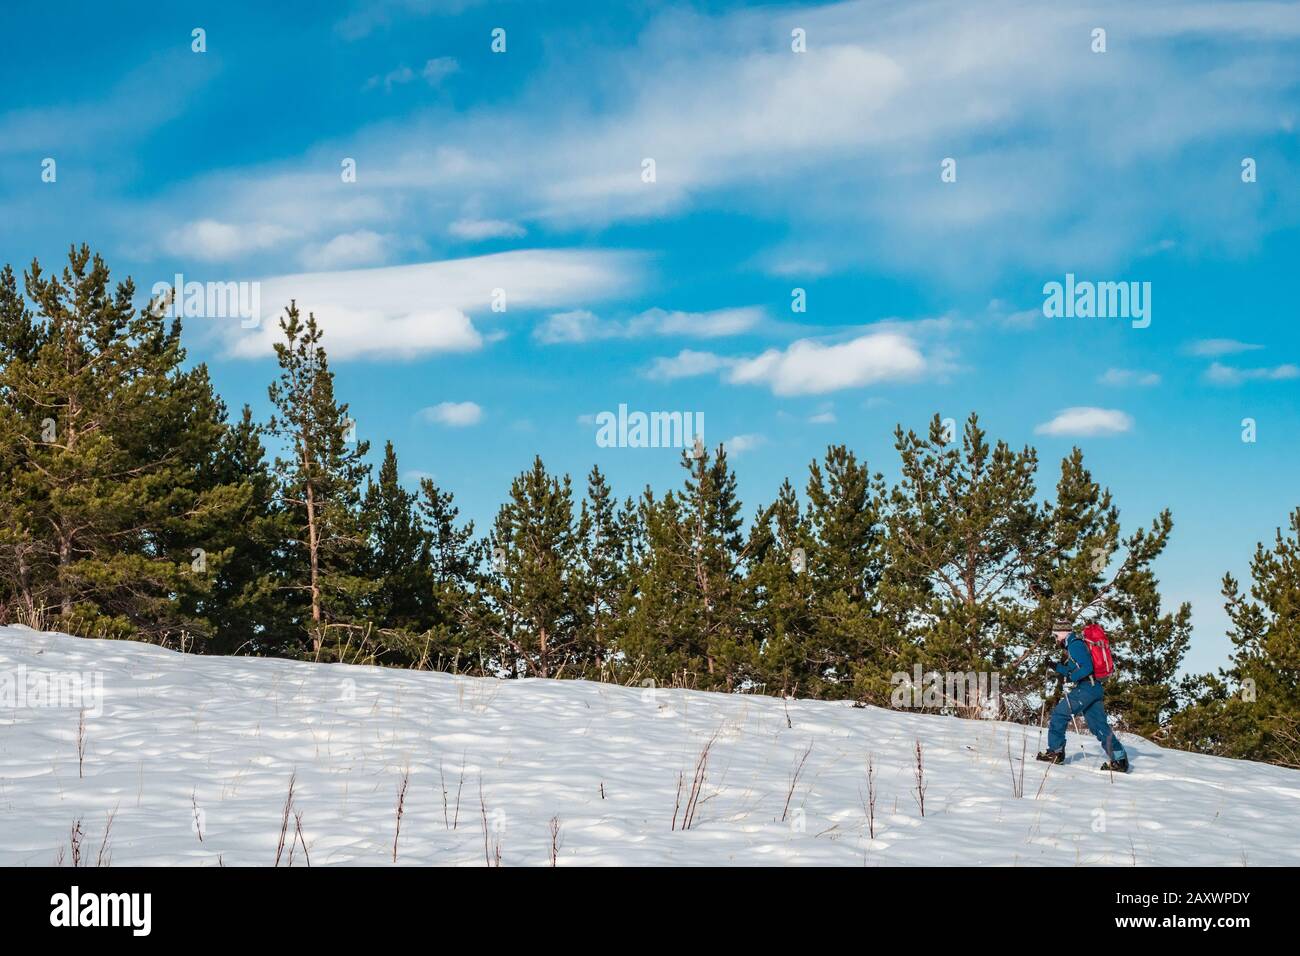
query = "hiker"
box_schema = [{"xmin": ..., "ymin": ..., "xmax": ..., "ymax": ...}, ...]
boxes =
[{"xmin": 1036, "ymin": 620, "xmax": 1130, "ymax": 773}]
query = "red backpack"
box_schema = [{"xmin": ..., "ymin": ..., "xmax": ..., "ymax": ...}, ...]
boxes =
[{"xmin": 1081, "ymin": 623, "xmax": 1115, "ymax": 679}]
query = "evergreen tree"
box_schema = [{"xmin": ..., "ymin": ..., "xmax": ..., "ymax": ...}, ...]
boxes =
[
  {"xmin": 0, "ymin": 264, "xmax": 41, "ymax": 622},
  {"xmin": 416, "ymin": 475, "xmax": 479, "ymax": 669},
  {"xmin": 624, "ymin": 445, "xmax": 749, "ymax": 689},
  {"xmin": 576, "ymin": 466, "xmax": 630, "ymax": 674},
  {"xmin": 360, "ymin": 441, "xmax": 433, "ymax": 633},
  {"xmin": 0, "ymin": 247, "xmax": 242, "ymax": 643},
  {"xmin": 1030, "ymin": 448, "xmax": 1191, "ymax": 734},
  {"xmin": 203, "ymin": 405, "xmax": 293, "ymax": 655},
  {"xmin": 883, "ymin": 413, "xmax": 1040, "ymax": 714},
  {"xmin": 266, "ymin": 303, "xmax": 371, "ymax": 655},
  {"xmin": 745, "ymin": 478, "xmax": 816, "ymax": 695},
  {"xmin": 1171, "ymin": 508, "xmax": 1300, "ymax": 767},
  {"xmin": 804, "ymin": 445, "xmax": 891, "ymax": 699},
  {"xmin": 479, "ymin": 457, "xmax": 582, "ymax": 677}
]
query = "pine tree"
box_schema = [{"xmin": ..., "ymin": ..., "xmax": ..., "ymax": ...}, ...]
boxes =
[
  {"xmin": 576, "ymin": 466, "xmax": 630, "ymax": 674},
  {"xmin": 0, "ymin": 264, "xmax": 41, "ymax": 622},
  {"xmin": 1030, "ymin": 448, "xmax": 1191, "ymax": 734},
  {"xmin": 745, "ymin": 478, "xmax": 815, "ymax": 695},
  {"xmin": 622, "ymin": 487, "xmax": 701, "ymax": 683},
  {"xmin": 360, "ymin": 441, "xmax": 433, "ymax": 633},
  {"xmin": 1171, "ymin": 508, "xmax": 1300, "ymax": 767},
  {"xmin": 266, "ymin": 303, "xmax": 371, "ymax": 655},
  {"xmin": 884, "ymin": 413, "xmax": 1040, "ymax": 714},
  {"xmin": 624, "ymin": 445, "xmax": 749, "ymax": 689},
  {"xmin": 479, "ymin": 457, "xmax": 582, "ymax": 678},
  {"xmin": 203, "ymin": 405, "xmax": 293, "ymax": 655},
  {"xmin": 0, "ymin": 247, "xmax": 242, "ymax": 643},
  {"xmin": 417, "ymin": 475, "xmax": 479, "ymax": 669}
]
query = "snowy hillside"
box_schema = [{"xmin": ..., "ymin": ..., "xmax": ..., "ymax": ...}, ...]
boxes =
[{"xmin": 2, "ymin": 625, "xmax": 1298, "ymax": 866}]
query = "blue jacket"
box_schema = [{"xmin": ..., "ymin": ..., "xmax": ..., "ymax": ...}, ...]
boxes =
[{"xmin": 1054, "ymin": 633, "xmax": 1095, "ymax": 684}]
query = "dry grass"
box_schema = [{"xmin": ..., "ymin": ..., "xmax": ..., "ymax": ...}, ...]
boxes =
[
  {"xmin": 781, "ymin": 740, "xmax": 813, "ymax": 823},
  {"xmin": 1008, "ymin": 733, "xmax": 1027, "ymax": 798},
  {"xmin": 548, "ymin": 816, "xmax": 562, "ymax": 867},
  {"xmin": 673, "ymin": 731, "xmax": 718, "ymax": 831},
  {"xmin": 393, "ymin": 767, "xmax": 410, "ymax": 862},
  {"xmin": 912, "ymin": 740, "xmax": 927, "ymax": 817},
  {"xmin": 478, "ymin": 774, "xmax": 501, "ymax": 866},
  {"xmin": 76, "ymin": 709, "xmax": 87, "ymax": 779},
  {"xmin": 54, "ymin": 810, "xmax": 114, "ymax": 867},
  {"xmin": 274, "ymin": 771, "xmax": 297, "ymax": 866},
  {"xmin": 861, "ymin": 753, "xmax": 877, "ymax": 840}
]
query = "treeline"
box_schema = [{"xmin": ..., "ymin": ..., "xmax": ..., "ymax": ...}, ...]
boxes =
[{"xmin": 1, "ymin": 247, "xmax": 1296, "ymax": 766}]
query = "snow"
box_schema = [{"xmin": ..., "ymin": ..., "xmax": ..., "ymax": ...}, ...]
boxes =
[{"xmin": 2, "ymin": 624, "xmax": 1298, "ymax": 866}]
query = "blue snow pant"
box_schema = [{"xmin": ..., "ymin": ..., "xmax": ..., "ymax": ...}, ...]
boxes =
[{"xmin": 1047, "ymin": 680, "xmax": 1127, "ymax": 761}]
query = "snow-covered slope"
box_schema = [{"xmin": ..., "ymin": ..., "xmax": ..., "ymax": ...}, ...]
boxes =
[{"xmin": 2, "ymin": 625, "xmax": 1297, "ymax": 866}]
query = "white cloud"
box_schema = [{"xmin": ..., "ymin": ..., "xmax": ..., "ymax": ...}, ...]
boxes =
[
  {"xmin": 1034, "ymin": 407, "xmax": 1134, "ymax": 437},
  {"xmin": 634, "ymin": 307, "xmax": 761, "ymax": 338},
  {"xmin": 364, "ymin": 57, "xmax": 458, "ymax": 92},
  {"xmin": 421, "ymin": 57, "xmax": 459, "ymax": 85},
  {"xmin": 535, "ymin": 310, "xmax": 602, "ymax": 345},
  {"xmin": 1099, "ymin": 368, "xmax": 1161, "ymax": 387},
  {"xmin": 1204, "ymin": 361, "xmax": 1300, "ymax": 385},
  {"xmin": 645, "ymin": 349, "xmax": 735, "ymax": 381},
  {"xmin": 1187, "ymin": 339, "xmax": 1263, "ymax": 357},
  {"xmin": 168, "ymin": 219, "xmax": 296, "ymax": 261},
  {"xmin": 448, "ymin": 218, "xmax": 526, "ymax": 240},
  {"xmin": 122, "ymin": 0, "xmax": 1300, "ymax": 281},
  {"xmin": 299, "ymin": 230, "xmax": 392, "ymax": 270},
  {"xmin": 536, "ymin": 306, "xmax": 765, "ymax": 344},
  {"xmin": 419, "ymin": 401, "xmax": 483, "ymax": 426},
  {"xmin": 222, "ymin": 248, "xmax": 641, "ymax": 360},
  {"xmin": 724, "ymin": 433, "xmax": 766, "ymax": 455},
  {"xmin": 725, "ymin": 332, "xmax": 927, "ymax": 396}
]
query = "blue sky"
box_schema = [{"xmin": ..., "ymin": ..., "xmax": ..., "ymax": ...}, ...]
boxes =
[{"xmin": 3, "ymin": 0, "xmax": 1299, "ymax": 673}]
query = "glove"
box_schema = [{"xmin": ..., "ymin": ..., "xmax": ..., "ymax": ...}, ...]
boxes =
[{"xmin": 1053, "ymin": 662, "xmax": 1071, "ymax": 676}]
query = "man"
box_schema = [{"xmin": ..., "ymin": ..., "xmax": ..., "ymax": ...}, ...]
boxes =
[{"xmin": 1036, "ymin": 620, "xmax": 1129, "ymax": 772}]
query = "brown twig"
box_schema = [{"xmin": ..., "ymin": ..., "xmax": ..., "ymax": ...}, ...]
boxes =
[
  {"xmin": 274, "ymin": 771, "xmax": 297, "ymax": 866},
  {"xmin": 393, "ymin": 767, "xmax": 410, "ymax": 862},
  {"xmin": 782, "ymin": 741, "xmax": 813, "ymax": 822},
  {"xmin": 913, "ymin": 741, "xmax": 927, "ymax": 817}
]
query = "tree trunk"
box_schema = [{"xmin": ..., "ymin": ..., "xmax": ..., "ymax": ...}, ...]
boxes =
[
  {"xmin": 58, "ymin": 531, "xmax": 72, "ymax": 616},
  {"xmin": 305, "ymin": 478, "xmax": 322, "ymax": 653},
  {"xmin": 539, "ymin": 624, "xmax": 549, "ymax": 679}
]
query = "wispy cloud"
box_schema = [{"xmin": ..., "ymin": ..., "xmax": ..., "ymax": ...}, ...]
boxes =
[
  {"xmin": 725, "ymin": 331, "xmax": 929, "ymax": 396},
  {"xmin": 448, "ymin": 218, "xmax": 526, "ymax": 241},
  {"xmin": 364, "ymin": 57, "xmax": 459, "ymax": 92},
  {"xmin": 535, "ymin": 306, "xmax": 765, "ymax": 344},
  {"xmin": 1035, "ymin": 407, "xmax": 1134, "ymax": 437},
  {"xmin": 219, "ymin": 249, "xmax": 642, "ymax": 360},
  {"xmin": 1204, "ymin": 361, "xmax": 1300, "ymax": 385},
  {"xmin": 298, "ymin": 230, "xmax": 395, "ymax": 270},
  {"xmin": 167, "ymin": 220, "xmax": 297, "ymax": 262},
  {"xmin": 419, "ymin": 401, "xmax": 483, "ymax": 426},
  {"xmin": 1099, "ymin": 368, "xmax": 1161, "ymax": 387},
  {"xmin": 724, "ymin": 433, "xmax": 766, "ymax": 455},
  {"xmin": 94, "ymin": 0, "xmax": 1300, "ymax": 282},
  {"xmin": 645, "ymin": 349, "xmax": 736, "ymax": 381},
  {"xmin": 1186, "ymin": 338, "xmax": 1264, "ymax": 357}
]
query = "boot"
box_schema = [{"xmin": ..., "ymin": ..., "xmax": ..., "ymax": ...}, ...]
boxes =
[
  {"xmin": 1036, "ymin": 749, "xmax": 1065, "ymax": 764},
  {"xmin": 1099, "ymin": 756, "xmax": 1130, "ymax": 773}
]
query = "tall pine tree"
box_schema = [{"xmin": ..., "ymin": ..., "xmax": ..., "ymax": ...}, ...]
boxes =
[{"xmin": 266, "ymin": 303, "xmax": 371, "ymax": 655}]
